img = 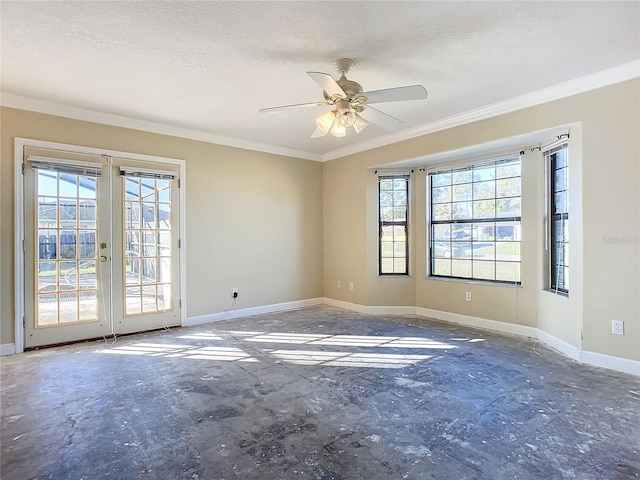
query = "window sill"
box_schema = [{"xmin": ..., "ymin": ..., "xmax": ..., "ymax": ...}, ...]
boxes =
[
  {"xmin": 543, "ymin": 288, "xmax": 569, "ymax": 298},
  {"xmin": 426, "ymin": 275, "xmax": 522, "ymax": 288}
]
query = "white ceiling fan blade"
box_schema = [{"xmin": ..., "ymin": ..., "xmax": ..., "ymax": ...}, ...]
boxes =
[
  {"xmin": 260, "ymin": 101, "xmax": 332, "ymax": 113},
  {"xmin": 311, "ymin": 127, "xmax": 328, "ymax": 138},
  {"xmin": 358, "ymin": 105, "xmax": 405, "ymax": 131},
  {"xmin": 307, "ymin": 72, "xmax": 347, "ymax": 99},
  {"xmin": 357, "ymin": 85, "xmax": 428, "ymax": 104}
]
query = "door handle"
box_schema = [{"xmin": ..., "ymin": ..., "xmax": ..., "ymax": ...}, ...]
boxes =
[
  {"xmin": 100, "ymin": 242, "xmax": 108, "ymax": 249},
  {"xmin": 100, "ymin": 255, "xmax": 108, "ymax": 262}
]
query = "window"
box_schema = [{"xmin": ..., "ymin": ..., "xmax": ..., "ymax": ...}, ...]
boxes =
[
  {"xmin": 547, "ymin": 144, "xmax": 569, "ymax": 294},
  {"xmin": 379, "ymin": 175, "xmax": 409, "ymax": 275},
  {"xmin": 428, "ymin": 158, "xmax": 521, "ymax": 283}
]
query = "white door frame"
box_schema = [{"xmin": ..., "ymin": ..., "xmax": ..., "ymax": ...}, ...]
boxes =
[{"xmin": 14, "ymin": 137, "xmax": 187, "ymax": 353}]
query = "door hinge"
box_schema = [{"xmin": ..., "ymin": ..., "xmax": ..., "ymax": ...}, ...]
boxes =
[
  {"xmin": 21, "ymin": 163, "xmax": 25, "ymax": 175},
  {"xmin": 23, "ymin": 317, "xmax": 26, "ymax": 328},
  {"xmin": 177, "ymin": 179, "xmax": 181, "ymax": 188},
  {"xmin": 22, "ymin": 239, "xmax": 25, "ymax": 252},
  {"xmin": 178, "ymin": 239, "xmax": 181, "ymax": 248},
  {"xmin": 179, "ymin": 299, "xmax": 182, "ymax": 308}
]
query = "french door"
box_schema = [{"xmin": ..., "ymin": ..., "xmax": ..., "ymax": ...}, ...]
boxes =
[{"xmin": 23, "ymin": 147, "xmax": 181, "ymax": 348}]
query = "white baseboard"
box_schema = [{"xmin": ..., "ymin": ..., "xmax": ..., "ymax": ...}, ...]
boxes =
[
  {"xmin": 186, "ymin": 297, "xmax": 324, "ymax": 327},
  {"xmin": 581, "ymin": 350, "xmax": 640, "ymax": 376},
  {"xmin": 536, "ymin": 329, "xmax": 581, "ymax": 361},
  {"xmin": 416, "ymin": 306, "xmax": 538, "ymax": 338},
  {"xmin": 322, "ymin": 297, "xmax": 415, "ymax": 315},
  {"xmin": 324, "ymin": 297, "xmax": 638, "ymax": 377},
  {"xmin": 1, "ymin": 343, "xmax": 16, "ymax": 356}
]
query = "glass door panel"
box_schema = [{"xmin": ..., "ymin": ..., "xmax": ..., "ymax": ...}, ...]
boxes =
[
  {"xmin": 112, "ymin": 160, "xmax": 180, "ymax": 334},
  {"xmin": 24, "ymin": 157, "xmax": 111, "ymax": 348}
]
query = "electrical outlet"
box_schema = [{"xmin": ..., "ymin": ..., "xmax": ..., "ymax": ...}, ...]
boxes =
[
  {"xmin": 337, "ymin": 280, "xmax": 341, "ymax": 288},
  {"xmin": 232, "ymin": 287, "xmax": 239, "ymax": 298},
  {"xmin": 465, "ymin": 291, "xmax": 472, "ymax": 302},
  {"xmin": 349, "ymin": 282, "xmax": 354, "ymax": 291},
  {"xmin": 612, "ymin": 320, "xmax": 624, "ymax": 335}
]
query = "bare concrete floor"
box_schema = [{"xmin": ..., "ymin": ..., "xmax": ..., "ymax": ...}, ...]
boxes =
[{"xmin": 1, "ymin": 306, "xmax": 639, "ymax": 479}]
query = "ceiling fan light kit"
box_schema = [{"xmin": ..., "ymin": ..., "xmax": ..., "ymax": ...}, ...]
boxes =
[{"xmin": 260, "ymin": 58, "xmax": 428, "ymax": 138}]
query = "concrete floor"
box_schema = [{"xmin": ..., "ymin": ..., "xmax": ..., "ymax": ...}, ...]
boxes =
[{"xmin": 1, "ymin": 305, "xmax": 639, "ymax": 479}]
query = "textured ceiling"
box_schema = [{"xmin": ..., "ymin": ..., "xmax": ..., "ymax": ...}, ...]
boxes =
[{"xmin": 1, "ymin": 1, "xmax": 639, "ymax": 160}]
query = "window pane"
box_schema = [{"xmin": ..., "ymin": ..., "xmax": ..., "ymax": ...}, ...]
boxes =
[
  {"xmin": 432, "ymin": 258, "xmax": 451, "ymax": 276},
  {"xmin": 473, "ymin": 261, "xmax": 495, "ymax": 280},
  {"xmin": 473, "ymin": 200, "xmax": 495, "ymax": 218},
  {"xmin": 157, "ymin": 180, "xmax": 170, "ymax": 202},
  {"xmin": 126, "ymin": 287, "xmax": 142, "ymax": 315},
  {"xmin": 452, "ymin": 202, "xmax": 472, "ymax": 219},
  {"xmin": 380, "ymin": 207, "xmax": 393, "ymax": 221},
  {"xmin": 554, "ymin": 168, "xmax": 567, "ymax": 191},
  {"xmin": 79, "ymin": 291, "xmax": 97, "ymax": 322},
  {"xmin": 473, "ymin": 166, "xmax": 495, "ymax": 182},
  {"xmin": 79, "ymin": 177, "xmax": 96, "ymax": 199},
  {"xmin": 393, "ymin": 225, "xmax": 406, "ymax": 242},
  {"xmin": 393, "ymin": 258, "xmax": 406, "ymax": 274},
  {"xmin": 433, "ymin": 241, "xmax": 452, "ymax": 258},
  {"xmin": 432, "ymin": 173, "xmax": 451, "ymax": 187},
  {"xmin": 60, "ymin": 231, "xmax": 76, "ymax": 259},
  {"xmin": 432, "ymin": 227, "xmax": 449, "ymax": 245},
  {"xmin": 38, "ymin": 230, "xmax": 57, "ymax": 260},
  {"xmin": 142, "ymin": 204, "xmax": 156, "ymax": 229},
  {"xmin": 475, "ymin": 224, "xmax": 495, "ymax": 241},
  {"xmin": 79, "ymin": 200, "xmax": 96, "ymax": 229},
  {"xmin": 496, "ymin": 162, "xmax": 520, "ymax": 179},
  {"xmin": 393, "ymin": 207, "xmax": 406, "ymax": 221},
  {"xmin": 554, "ymin": 149, "xmax": 567, "ymax": 168},
  {"xmin": 473, "ymin": 242, "xmax": 495, "ymax": 260},
  {"xmin": 496, "ymin": 178, "xmax": 520, "ymax": 198},
  {"xmin": 452, "ymin": 242, "xmax": 471, "ymax": 259},
  {"xmin": 38, "ymin": 171, "xmax": 58, "ymax": 196},
  {"xmin": 473, "ymin": 181, "xmax": 495, "ymax": 200},
  {"xmin": 496, "ymin": 198, "xmax": 521, "ymax": 218},
  {"xmin": 432, "ymin": 186, "xmax": 451, "ymax": 204},
  {"xmin": 141, "ymin": 179, "xmax": 155, "ymax": 201},
  {"xmin": 380, "ymin": 190, "xmax": 393, "ymax": 207},
  {"xmin": 451, "ymin": 259, "xmax": 472, "ymax": 278},
  {"xmin": 125, "ymin": 178, "xmax": 140, "ymax": 201},
  {"xmin": 452, "ymin": 184, "xmax": 472, "ymax": 202},
  {"xmin": 393, "ymin": 190, "xmax": 407, "ymax": 206},
  {"xmin": 452, "ymin": 171, "xmax": 472, "ymax": 184},
  {"xmin": 60, "ymin": 200, "xmax": 78, "ymax": 228},
  {"xmin": 554, "ymin": 192, "xmax": 568, "ymax": 214},
  {"xmin": 496, "ymin": 262, "xmax": 520, "ymax": 283},
  {"xmin": 381, "ymin": 258, "xmax": 394, "ymax": 274},
  {"xmin": 60, "ymin": 293, "xmax": 78, "ymax": 323},
  {"xmin": 78, "ymin": 231, "xmax": 96, "ymax": 259},
  {"xmin": 60, "ymin": 175, "xmax": 78, "ymax": 198},
  {"xmin": 381, "ymin": 242, "xmax": 393, "ymax": 256},
  {"xmin": 496, "ymin": 242, "xmax": 520, "ymax": 261},
  {"xmin": 380, "ymin": 179, "xmax": 393, "ymax": 191},
  {"xmin": 452, "ymin": 224, "xmax": 472, "ymax": 240},
  {"xmin": 432, "ymin": 203, "xmax": 451, "ymax": 221},
  {"xmin": 142, "ymin": 285, "xmax": 157, "ymax": 312},
  {"xmin": 496, "ymin": 222, "xmax": 520, "ymax": 241}
]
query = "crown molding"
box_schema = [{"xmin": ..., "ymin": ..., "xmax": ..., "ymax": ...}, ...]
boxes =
[
  {"xmin": 2, "ymin": 59, "xmax": 638, "ymax": 163},
  {"xmin": 0, "ymin": 92, "xmax": 323, "ymax": 162},
  {"xmin": 321, "ymin": 59, "xmax": 640, "ymax": 161}
]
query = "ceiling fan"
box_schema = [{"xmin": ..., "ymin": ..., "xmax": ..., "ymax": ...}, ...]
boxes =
[{"xmin": 259, "ymin": 58, "xmax": 428, "ymax": 138}]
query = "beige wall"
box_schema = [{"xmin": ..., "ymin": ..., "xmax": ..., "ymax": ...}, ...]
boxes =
[
  {"xmin": 0, "ymin": 107, "xmax": 324, "ymax": 346},
  {"xmin": 2, "ymin": 79, "xmax": 638, "ymax": 365},
  {"xmin": 323, "ymin": 79, "xmax": 639, "ymax": 362}
]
